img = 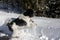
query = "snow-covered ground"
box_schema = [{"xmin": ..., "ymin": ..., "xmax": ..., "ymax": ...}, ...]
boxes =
[{"xmin": 0, "ymin": 11, "xmax": 60, "ymax": 40}]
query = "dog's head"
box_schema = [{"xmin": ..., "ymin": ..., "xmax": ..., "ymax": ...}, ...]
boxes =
[{"xmin": 23, "ymin": 9, "xmax": 34, "ymax": 17}]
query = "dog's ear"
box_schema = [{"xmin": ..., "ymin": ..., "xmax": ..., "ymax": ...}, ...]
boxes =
[
  {"xmin": 13, "ymin": 18, "xmax": 27, "ymax": 26},
  {"xmin": 7, "ymin": 22, "xmax": 13, "ymax": 32}
]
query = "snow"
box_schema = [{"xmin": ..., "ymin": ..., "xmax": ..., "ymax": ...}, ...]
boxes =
[{"xmin": 0, "ymin": 11, "xmax": 60, "ymax": 40}]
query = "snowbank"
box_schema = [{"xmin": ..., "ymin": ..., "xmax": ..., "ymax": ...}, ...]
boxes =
[{"xmin": 0, "ymin": 11, "xmax": 60, "ymax": 40}]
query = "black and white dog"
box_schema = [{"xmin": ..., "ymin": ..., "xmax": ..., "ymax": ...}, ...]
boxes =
[{"xmin": 6, "ymin": 9, "xmax": 36, "ymax": 40}]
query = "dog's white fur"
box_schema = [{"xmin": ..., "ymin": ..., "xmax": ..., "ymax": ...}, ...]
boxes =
[
  {"xmin": 18, "ymin": 15, "xmax": 35, "ymax": 27},
  {"xmin": 10, "ymin": 15, "xmax": 36, "ymax": 40}
]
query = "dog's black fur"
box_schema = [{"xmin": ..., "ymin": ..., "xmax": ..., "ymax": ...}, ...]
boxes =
[
  {"xmin": 7, "ymin": 18, "xmax": 27, "ymax": 32},
  {"xmin": 23, "ymin": 9, "xmax": 34, "ymax": 17}
]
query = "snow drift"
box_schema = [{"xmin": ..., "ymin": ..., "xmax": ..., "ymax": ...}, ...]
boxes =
[{"xmin": 0, "ymin": 11, "xmax": 60, "ymax": 40}]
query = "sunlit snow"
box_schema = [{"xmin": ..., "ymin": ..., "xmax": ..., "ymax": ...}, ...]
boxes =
[{"xmin": 0, "ymin": 11, "xmax": 60, "ymax": 40}]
